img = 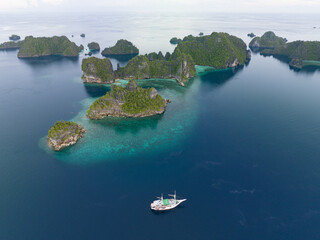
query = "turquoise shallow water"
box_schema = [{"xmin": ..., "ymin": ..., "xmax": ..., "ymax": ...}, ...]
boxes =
[{"xmin": 39, "ymin": 77, "xmax": 200, "ymax": 164}]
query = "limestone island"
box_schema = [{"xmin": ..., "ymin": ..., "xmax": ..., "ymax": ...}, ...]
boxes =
[
  {"xmin": 88, "ymin": 42, "xmax": 100, "ymax": 52},
  {"xmin": 0, "ymin": 40, "xmax": 24, "ymax": 50},
  {"xmin": 249, "ymin": 31, "xmax": 287, "ymax": 52},
  {"xmin": 261, "ymin": 40, "xmax": 320, "ymax": 70},
  {"xmin": 101, "ymin": 39, "xmax": 139, "ymax": 60},
  {"xmin": 87, "ymin": 79, "xmax": 168, "ymax": 119},
  {"xmin": 174, "ymin": 32, "xmax": 251, "ymax": 68},
  {"xmin": 17, "ymin": 36, "xmax": 83, "ymax": 58},
  {"xmin": 47, "ymin": 121, "xmax": 86, "ymax": 151},
  {"xmin": 9, "ymin": 34, "xmax": 21, "ymax": 41},
  {"xmin": 82, "ymin": 32, "xmax": 250, "ymax": 86},
  {"xmin": 80, "ymin": 33, "xmax": 85, "ymax": 38},
  {"xmin": 83, "ymin": 49, "xmax": 195, "ymax": 86},
  {"xmin": 247, "ymin": 33, "xmax": 256, "ymax": 38},
  {"xmin": 170, "ymin": 37, "xmax": 182, "ymax": 45},
  {"xmin": 199, "ymin": 32, "xmax": 204, "ymax": 36}
]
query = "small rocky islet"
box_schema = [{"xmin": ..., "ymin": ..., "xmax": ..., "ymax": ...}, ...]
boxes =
[
  {"xmin": 88, "ymin": 42, "xmax": 100, "ymax": 52},
  {"xmin": 9, "ymin": 34, "xmax": 21, "ymax": 41},
  {"xmin": 47, "ymin": 121, "xmax": 86, "ymax": 151}
]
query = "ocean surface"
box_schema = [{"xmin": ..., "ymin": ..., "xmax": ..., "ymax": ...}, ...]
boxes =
[{"xmin": 1, "ymin": 12, "xmax": 320, "ymax": 240}]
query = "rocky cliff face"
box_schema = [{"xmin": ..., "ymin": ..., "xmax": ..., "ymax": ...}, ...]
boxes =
[
  {"xmin": 87, "ymin": 79, "xmax": 168, "ymax": 119},
  {"xmin": 82, "ymin": 57, "xmax": 115, "ymax": 83}
]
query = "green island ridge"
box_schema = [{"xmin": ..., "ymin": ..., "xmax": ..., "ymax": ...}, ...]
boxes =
[
  {"xmin": 9, "ymin": 34, "xmax": 21, "ymax": 41},
  {"xmin": 170, "ymin": 37, "xmax": 182, "ymax": 45},
  {"xmin": 174, "ymin": 32, "xmax": 251, "ymax": 68},
  {"xmin": 87, "ymin": 79, "xmax": 168, "ymax": 119},
  {"xmin": 47, "ymin": 121, "xmax": 86, "ymax": 151},
  {"xmin": 261, "ymin": 40, "xmax": 320, "ymax": 69},
  {"xmin": 249, "ymin": 31, "xmax": 287, "ymax": 52},
  {"xmin": 17, "ymin": 36, "xmax": 83, "ymax": 58},
  {"xmin": 101, "ymin": 39, "xmax": 139, "ymax": 58},
  {"xmin": 82, "ymin": 32, "xmax": 250, "ymax": 86},
  {"xmin": 82, "ymin": 49, "xmax": 196, "ymax": 86},
  {"xmin": 0, "ymin": 40, "xmax": 24, "ymax": 50},
  {"xmin": 88, "ymin": 42, "xmax": 100, "ymax": 52}
]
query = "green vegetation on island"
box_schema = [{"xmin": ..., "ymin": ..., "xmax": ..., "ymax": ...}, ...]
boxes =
[
  {"xmin": 82, "ymin": 57, "xmax": 115, "ymax": 83},
  {"xmin": 170, "ymin": 37, "xmax": 182, "ymax": 45},
  {"xmin": 249, "ymin": 31, "xmax": 287, "ymax": 52},
  {"xmin": 174, "ymin": 32, "xmax": 250, "ymax": 68},
  {"xmin": 87, "ymin": 79, "xmax": 168, "ymax": 119},
  {"xmin": 101, "ymin": 39, "xmax": 139, "ymax": 59},
  {"xmin": 88, "ymin": 42, "xmax": 100, "ymax": 52},
  {"xmin": 9, "ymin": 34, "xmax": 21, "ymax": 41},
  {"xmin": 82, "ymin": 51, "xmax": 196, "ymax": 85},
  {"xmin": 261, "ymin": 40, "xmax": 320, "ymax": 69},
  {"xmin": 0, "ymin": 40, "xmax": 24, "ymax": 50},
  {"xmin": 47, "ymin": 121, "xmax": 85, "ymax": 151},
  {"xmin": 17, "ymin": 36, "xmax": 83, "ymax": 58}
]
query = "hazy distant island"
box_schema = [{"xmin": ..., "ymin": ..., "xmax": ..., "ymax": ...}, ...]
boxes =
[
  {"xmin": 249, "ymin": 31, "xmax": 287, "ymax": 52},
  {"xmin": 47, "ymin": 121, "xmax": 85, "ymax": 151},
  {"xmin": 261, "ymin": 40, "xmax": 320, "ymax": 70},
  {"xmin": 101, "ymin": 39, "xmax": 139, "ymax": 60},
  {"xmin": 247, "ymin": 33, "xmax": 256, "ymax": 38},
  {"xmin": 0, "ymin": 40, "xmax": 24, "ymax": 50},
  {"xmin": 80, "ymin": 33, "xmax": 85, "ymax": 38},
  {"xmin": 87, "ymin": 79, "xmax": 168, "ymax": 119},
  {"xmin": 9, "ymin": 34, "xmax": 21, "ymax": 41},
  {"xmin": 170, "ymin": 37, "xmax": 182, "ymax": 45},
  {"xmin": 88, "ymin": 42, "xmax": 100, "ymax": 52},
  {"xmin": 17, "ymin": 36, "xmax": 83, "ymax": 58}
]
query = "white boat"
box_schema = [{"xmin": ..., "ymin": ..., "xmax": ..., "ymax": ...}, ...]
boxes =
[{"xmin": 150, "ymin": 191, "xmax": 186, "ymax": 211}]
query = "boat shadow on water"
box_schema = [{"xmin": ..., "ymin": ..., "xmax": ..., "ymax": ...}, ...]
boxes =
[{"xmin": 150, "ymin": 204, "xmax": 187, "ymax": 215}]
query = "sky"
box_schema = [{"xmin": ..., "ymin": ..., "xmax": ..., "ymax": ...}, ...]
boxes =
[{"xmin": 1, "ymin": 0, "xmax": 320, "ymax": 13}]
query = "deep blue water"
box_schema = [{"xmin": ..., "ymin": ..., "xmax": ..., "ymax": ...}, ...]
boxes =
[{"xmin": 1, "ymin": 12, "xmax": 320, "ymax": 240}]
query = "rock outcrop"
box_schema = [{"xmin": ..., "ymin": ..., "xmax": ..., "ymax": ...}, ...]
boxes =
[
  {"xmin": 87, "ymin": 79, "xmax": 167, "ymax": 119},
  {"xmin": 17, "ymin": 36, "xmax": 83, "ymax": 58},
  {"xmin": 47, "ymin": 121, "xmax": 85, "ymax": 151}
]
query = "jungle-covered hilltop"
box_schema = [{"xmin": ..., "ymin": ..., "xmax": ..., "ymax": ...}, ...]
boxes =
[
  {"xmin": 249, "ymin": 31, "xmax": 287, "ymax": 52},
  {"xmin": 17, "ymin": 36, "xmax": 83, "ymax": 58},
  {"xmin": 101, "ymin": 39, "xmax": 139, "ymax": 59},
  {"xmin": 87, "ymin": 79, "xmax": 168, "ymax": 119}
]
